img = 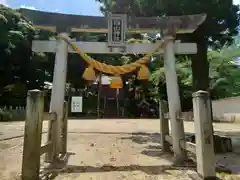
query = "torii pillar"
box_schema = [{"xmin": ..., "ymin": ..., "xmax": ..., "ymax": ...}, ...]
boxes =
[
  {"xmin": 162, "ymin": 29, "xmax": 186, "ymax": 162},
  {"xmin": 48, "ymin": 30, "xmax": 69, "ymax": 160}
]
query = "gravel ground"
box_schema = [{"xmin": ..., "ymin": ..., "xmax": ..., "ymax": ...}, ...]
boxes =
[{"xmin": 0, "ymin": 119, "xmax": 240, "ymax": 180}]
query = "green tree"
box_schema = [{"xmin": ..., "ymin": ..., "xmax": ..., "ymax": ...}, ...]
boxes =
[
  {"xmin": 150, "ymin": 44, "xmax": 240, "ymax": 110},
  {"xmin": 0, "ymin": 5, "xmax": 54, "ymax": 106},
  {"xmin": 96, "ymin": 0, "xmax": 239, "ymax": 91},
  {"xmin": 208, "ymin": 45, "xmax": 240, "ymax": 99}
]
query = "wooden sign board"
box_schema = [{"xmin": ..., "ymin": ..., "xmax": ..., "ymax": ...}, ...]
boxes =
[
  {"xmin": 108, "ymin": 13, "xmax": 127, "ymax": 47},
  {"xmin": 71, "ymin": 96, "xmax": 83, "ymax": 112}
]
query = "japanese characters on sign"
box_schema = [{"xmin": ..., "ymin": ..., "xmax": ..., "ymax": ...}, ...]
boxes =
[
  {"xmin": 108, "ymin": 13, "xmax": 127, "ymax": 47},
  {"xmin": 112, "ymin": 19, "xmax": 122, "ymax": 42},
  {"xmin": 71, "ymin": 96, "xmax": 83, "ymax": 113}
]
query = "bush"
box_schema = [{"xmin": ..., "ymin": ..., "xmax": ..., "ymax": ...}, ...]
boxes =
[{"xmin": 0, "ymin": 109, "xmax": 13, "ymax": 121}]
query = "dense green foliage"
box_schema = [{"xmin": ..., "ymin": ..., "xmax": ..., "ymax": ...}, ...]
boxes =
[
  {"xmin": 0, "ymin": 5, "xmax": 54, "ymax": 106},
  {"xmin": 0, "ymin": 4, "xmax": 240, "ymax": 115},
  {"xmin": 97, "ymin": 0, "xmax": 240, "ymax": 91}
]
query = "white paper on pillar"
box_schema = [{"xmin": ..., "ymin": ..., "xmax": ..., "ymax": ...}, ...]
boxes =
[{"xmin": 71, "ymin": 96, "xmax": 83, "ymax": 112}]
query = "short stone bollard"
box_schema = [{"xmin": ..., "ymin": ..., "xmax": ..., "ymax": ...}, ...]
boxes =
[{"xmin": 192, "ymin": 90, "xmax": 216, "ymax": 179}]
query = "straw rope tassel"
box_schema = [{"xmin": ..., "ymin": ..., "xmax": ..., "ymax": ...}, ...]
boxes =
[
  {"xmin": 82, "ymin": 66, "xmax": 96, "ymax": 81},
  {"xmin": 56, "ymin": 36, "xmax": 164, "ymax": 76},
  {"xmin": 137, "ymin": 65, "xmax": 150, "ymax": 80}
]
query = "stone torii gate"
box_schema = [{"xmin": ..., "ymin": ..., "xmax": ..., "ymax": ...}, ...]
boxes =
[{"xmin": 20, "ymin": 8, "xmax": 206, "ymax": 163}]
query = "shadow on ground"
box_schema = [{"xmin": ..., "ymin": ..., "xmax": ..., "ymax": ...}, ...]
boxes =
[
  {"xmin": 121, "ymin": 132, "xmax": 196, "ymax": 167},
  {"xmin": 122, "ymin": 131, "xmax": 240, "ymax": 175},
  {"xmin": 58, "ymin": 164, "xmax": 193, "ymax": 175},
  {"xmin": 40, "ymin": 131, "xmax": 240, "ymax": 179},
  {"xmin": 40, "ymin": 132, "xmax": 197, "ymax": 179},
  {"xmin": 40, "ymin": 152, "xmax": 76, "ymax": 180},
  {"xmin": 119, "ymin": 132, "xmax": 162, "ymax": 145},
  {"xmin": 0, "ymin": 141, "xmax": 11, "ymax": 149}
]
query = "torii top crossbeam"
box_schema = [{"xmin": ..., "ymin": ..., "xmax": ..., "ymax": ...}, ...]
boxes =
[{"xmin": 20, "ymin": 8, "xmax": 206, "ymax": 34}]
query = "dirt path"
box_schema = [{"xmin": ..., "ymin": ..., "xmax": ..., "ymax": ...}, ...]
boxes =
[{"xmin": 0, "ymin": 120, "xmax": 240, "ymax": 180}]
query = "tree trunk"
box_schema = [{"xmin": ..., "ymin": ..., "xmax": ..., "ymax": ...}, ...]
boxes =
[{"xmin": 190, "ymin": 34, "xmax": 209, "ymax": 91}]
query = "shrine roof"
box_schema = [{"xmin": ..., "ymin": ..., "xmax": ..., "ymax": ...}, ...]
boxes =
[{"xmin": 20, "ymin": 8, "xmax": 206, "ymax": 34}]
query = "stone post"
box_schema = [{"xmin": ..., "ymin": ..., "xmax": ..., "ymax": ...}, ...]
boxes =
[
  {"xmin": 192, "ymin": 90, "xmax": 216, "ymax": 179},
  {"xmin": 159, "ymin": 100, "xmax": 171, "ymax": 152},
  {"xmin": 22, "ymin": 90, "xmax": 44, "ymax": 180}
]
